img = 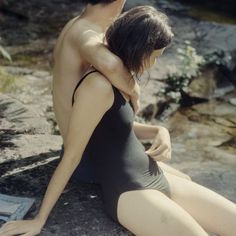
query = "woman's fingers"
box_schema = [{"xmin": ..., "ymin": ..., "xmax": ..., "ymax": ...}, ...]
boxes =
[
  {"xmin": 0, "ymin": 222, "xmax": 17, "ymax": 234},
  {"xmin": 0, "ymin": 221, "xmax": 15, "ymax": 228},
  {"xmin": 146, "ymin": 143, "xmax": 168, "ymax": 155},
  {"xmin": 146, "ymin": 145, "xmax": 171, "ymax": 161},
  {"xmin": 153, "ymin": 148, "xmax": 171, "ymax": 161},
  {"xmin": 1, "ymin": 227, "xmax": 25, "ymax": 236},
  {"xmin": 145, "ymin": 140, "xmax": 161, "ymax": 153},
  {"xmin": 0, "ymin": 219, "xmax": 43, "ymax": 236}
]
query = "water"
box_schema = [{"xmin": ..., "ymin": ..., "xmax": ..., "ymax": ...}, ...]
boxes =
[{"xmin": 175, "ymin": 0, "xmax": 236, "ymax": 25}]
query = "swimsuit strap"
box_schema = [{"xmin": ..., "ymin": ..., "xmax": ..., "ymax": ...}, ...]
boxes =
[{"xmin": 72, "ymin": 70, "xmax": 98, "ymax": 106}]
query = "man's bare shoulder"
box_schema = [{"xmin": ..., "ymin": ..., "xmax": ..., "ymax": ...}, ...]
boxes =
[
  {"xmin": 53, "ymin": 16, "xmax": 101, "ymax": 58},
  {"xmin": 67, "ymin": 17, "xmax": 102, "ymax": 45}
]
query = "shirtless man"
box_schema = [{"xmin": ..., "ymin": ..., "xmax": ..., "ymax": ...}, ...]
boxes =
[
  {"xmin": 52, "ymin": 0, "xmax": 191, "ymax": 183},
  {"xmin": 52, "ymin": 0, "xmax": 142, "ymax": 183},
  {"xmin": 52, "ymin": 0, "xmax": 140, "ymax": 144}
]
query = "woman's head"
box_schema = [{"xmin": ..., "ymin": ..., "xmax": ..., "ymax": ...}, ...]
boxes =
[{"xmin": 106, "ymin": 6, "xmax": 174, "ymax": 76}]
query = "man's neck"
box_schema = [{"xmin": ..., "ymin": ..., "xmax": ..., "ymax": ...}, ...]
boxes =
[{"xmin": 82, "ymin": 1, "xmax": 125, "ymax": 32}]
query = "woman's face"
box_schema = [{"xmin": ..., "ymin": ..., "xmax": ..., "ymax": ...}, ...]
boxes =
[{"xmin": 144, "ymin": 48, "xmax": 165, "ymax": 70}]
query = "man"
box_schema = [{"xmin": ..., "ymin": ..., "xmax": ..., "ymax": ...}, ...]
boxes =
[
  {"xmin": 52, "ymin": 0, "xmax": 142, "ymax": 182},
  {"xmin": 53, "ymin": 0, "xmax": 191, "ymax": 183}
]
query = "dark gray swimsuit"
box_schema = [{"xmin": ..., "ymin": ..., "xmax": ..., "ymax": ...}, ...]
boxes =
[{"xmin": 71, "ymin": 70, "xmax": 171, "ymax": 223}]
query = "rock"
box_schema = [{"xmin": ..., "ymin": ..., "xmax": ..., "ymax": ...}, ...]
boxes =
[
  {"xmin": 213, "ymin": 85, "xmax": 235, "ymax": 98},
  {"xmin": 0, "ymin": 134, "xmax": 62, "ymax": 166},
  {"xmin": 4, "ymin": 66, "xmax": 34, "ymax": 75},
  {"xmin": 157, "ymin": 102, "xmax": 180, "ymax": 121},
  {"xmin": 170, "ymin": 115, "xmax": 232, "ymax": 147},
  {"xmin": 140, "ymin": 103, "xmax": 157, "ymax": 120},
  {"xmin": 212, "ymin": 117, "xmax": 236, "ymax": 127},
  {"xmin": 188, "ymin": 68, "xmax": 217, "ymax": 99},
  {"xmin": 229, "ymin": 97, "xmax": 236, "ymax": 106},
  {"xmin": 192, "ymin": 99, "xmax": 236, "ymax": 116},
  {"xmin": 32, "ymin": 70, "xmax": 50, "ymax": 78},
  {"xmin": 1, "ymin": 1, "xmax": 236, "ymax": 235},
  {"xmin": 0, "ymin": 94, "xmax": 52, "ymax": 134}
]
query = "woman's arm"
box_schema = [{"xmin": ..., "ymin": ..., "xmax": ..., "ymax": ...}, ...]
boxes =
[
  {"xmin": 133, "ymin": 121, "xmax": 171, "ymax": 162},
  {"xmin": 133, "ymin": 122, "xmax": 191, "ymax": 180},
  {"xmin": 0, "ymin": 73, "xmax": 114, "ymax": 236},
  {"xmin": 133, "ymin": 121, "xmax": 161, "ymax": 140},
  {"xmin": 37, "ymin": 73, "xmax": 114, "ymax": 221}
]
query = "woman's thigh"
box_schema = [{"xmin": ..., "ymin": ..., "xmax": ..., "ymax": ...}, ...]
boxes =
[
  {"xmin": 163, "ymin": 171, "xmax": 236, "ymax": 236},
  {"xmin": 117, "ymin": 189, "xmax": 208, "ymax": 236}
]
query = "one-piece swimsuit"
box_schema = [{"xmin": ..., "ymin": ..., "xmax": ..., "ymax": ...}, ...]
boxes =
[{"xmin": 71, "ymin": 70, "xmax": 171, "ymax": 223}]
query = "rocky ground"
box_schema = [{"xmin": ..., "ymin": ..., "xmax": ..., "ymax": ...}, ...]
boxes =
[{"xmin": 0, "ymin": 0, "xmax": 236, "ymax": 235}]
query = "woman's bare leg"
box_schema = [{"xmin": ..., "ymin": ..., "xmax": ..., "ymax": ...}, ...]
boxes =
[
  {"xmin": 117, "ymin": 189, "xmax": 209, "ymax": 236},
  {"xmin": 157, "ymin": 161, "xmax": 192, "ymax": 181},
  {"xmin": 163, "ymin": 171, "xmax": 236, "ymax": 236}
]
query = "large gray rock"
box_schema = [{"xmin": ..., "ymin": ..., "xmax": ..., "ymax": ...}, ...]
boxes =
[
  {"xmin": 1, "ymin": 1, "xmax": 236, "ymax": 235},
  {"xmin": 0, "ymin": 94, "xmax": 52, "ymax": 134}
]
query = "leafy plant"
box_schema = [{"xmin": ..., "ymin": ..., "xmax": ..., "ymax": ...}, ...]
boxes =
[
  {"xmin": 0, "ymin": 45, "xmax": 12, "ymax": 62},
  {"xmin": 204, "ymin": 50, "xmax": 232, "ymax": 67},
  {"xmin": 0, "ymin": 67, "xmax": 26, "ymax": 93},
  {"xmin": 162, "ymin": 41, "xmax": 205, "ymax": 102}
]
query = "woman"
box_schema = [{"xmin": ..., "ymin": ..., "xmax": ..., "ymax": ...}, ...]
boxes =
[{"xmin": 1, "ymin": 6, "xmax": 236, "ymax": 236}]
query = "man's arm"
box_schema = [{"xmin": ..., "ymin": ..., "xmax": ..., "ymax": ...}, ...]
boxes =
[{"xmin": 72, "ymin": 29, "xmax": 140, "ymax": 99}]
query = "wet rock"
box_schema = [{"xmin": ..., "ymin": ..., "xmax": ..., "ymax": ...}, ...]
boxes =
[
  {"xmin": 3, "ymin": 66, "xmax": 34, "ymax": 75},
  {"xmin": 188, "ymin": 68, "xmax": 217, "ymax": 99},
  {"xmin": 0, "ymin": 94, "xmax": 52, "ymax": 134},
  {"xmin": 140, "ymin": 103, "xmax": 157, "ymax": 121},
  {"xmin": 0, "ymin": 134, "xmax": 62, "ymax": 165},
  {"xmin": 192, "ymin": 99, "xmax": 236, "ymax": 116},
  {"xmin": 0, "ymin": 1, "xmax": 236, "ymax": 235},
  {"xmin": 229, "ymin": 97, "xmax": 236, "ymax": 106}
]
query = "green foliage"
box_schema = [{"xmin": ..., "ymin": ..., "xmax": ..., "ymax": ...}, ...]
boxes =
[
  {"xmin": 163, "ymin": 41, "xmax": 205, "ymax": 102},
  {"xmin": 0, "ymin": 45, "xmax": 12, "ymax": 62},
  {"xmin": 0, "ymin": 67, "xmax": 26, "ymax": 93},
  {"xmin": 160, "ymin": 41, "xmax": 233, "ymax": 104},
  {"xmin": 204, "ymin": 50, "xmax": 232, "ymax": 67}
]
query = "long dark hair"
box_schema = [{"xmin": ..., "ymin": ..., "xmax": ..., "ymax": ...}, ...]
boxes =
[{"xmin": 106, "ymin": 6, "xmax": 174, "ymax": 76}]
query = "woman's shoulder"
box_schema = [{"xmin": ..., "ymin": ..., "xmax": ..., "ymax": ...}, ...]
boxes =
[
  {"xmin": 86, "ymin": 71, "xmax": 113, "ymax": 91},
  {"xmin": 74, "ymin": 71, "xmax": 115, "ymax": 110}
]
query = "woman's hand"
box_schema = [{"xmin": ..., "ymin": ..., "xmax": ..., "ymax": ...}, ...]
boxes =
[
  {"xmin": 0, "ymin": 217, "xmax": 45, "ymax": 236},
  {"xmin": 145, "ymin": 126, "xmax": 171, "ymax": 162}
]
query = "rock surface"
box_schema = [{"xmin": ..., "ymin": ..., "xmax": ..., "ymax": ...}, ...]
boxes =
[
  {"xmin": 1, "ymin": 80, "xmax": 235, "ymax": 236},
  {"xmin": 0, "ymin": 0, "xmax": 236, "ymax": 235}
]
